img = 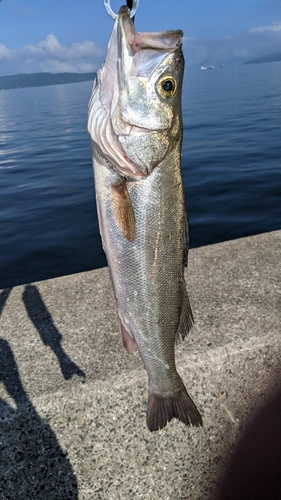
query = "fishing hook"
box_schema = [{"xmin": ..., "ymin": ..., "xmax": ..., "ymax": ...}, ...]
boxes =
[{"xmin": 104, "ymin": 0, "xmax": 139, "ymax": 20}]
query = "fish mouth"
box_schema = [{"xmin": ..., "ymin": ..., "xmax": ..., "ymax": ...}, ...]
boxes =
[{"xmin": 117, "ymin": 6, "xmax": 183, "ymax": 85}]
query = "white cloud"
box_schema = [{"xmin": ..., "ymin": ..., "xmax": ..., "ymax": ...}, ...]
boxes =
[
  {"xmin": 2, "ymin": 22, "xmax": 281, "ymax": 76},
  {"xmin": 0, "ymin": 35, "xmax": 104, "ymax": 76},
  {"xmin": 250, "ymin": 20, "xmax": 281, "ymax": 32},
  {"xmin": 183, "ymin": 36, "xmax": 196, "ymax": 43},
  {"xmin": 182, "ymin": 19, "xmax": 281, "ymax": 65},
  {"xmin": 0, "ymin": 44, "xmax": 12, "ymax": 61}
]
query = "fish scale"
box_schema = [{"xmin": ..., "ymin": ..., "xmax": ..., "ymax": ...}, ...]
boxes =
[{"xmin": 88, "ymin": 5, "xmax": 202, "ymax": 431}]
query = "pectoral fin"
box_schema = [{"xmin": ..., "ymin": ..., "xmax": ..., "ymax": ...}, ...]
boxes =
[{"xmin": 111, "ymin": 180, "xmax": 136, "ymax": 242}]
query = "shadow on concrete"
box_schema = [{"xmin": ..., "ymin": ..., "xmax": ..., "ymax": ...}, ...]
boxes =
[
  {"xmin": 214, "ymin": 388, "xmax": 281, "ymax": 500},
  {"xmin": 0, "ymin": 337, "xmax": 79, "ymax": 499},
  {"xmin": 22, "ymin": 284, "xmax": 85, "ymax": 381},
  {"xmin": 0, "ymin": 288, "xmax": 11, "ymax": 315}
]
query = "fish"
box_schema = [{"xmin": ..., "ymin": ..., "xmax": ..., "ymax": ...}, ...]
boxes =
[{"xmin": 88, "ymin": 5, "xmax": 202, "ymax": 431}]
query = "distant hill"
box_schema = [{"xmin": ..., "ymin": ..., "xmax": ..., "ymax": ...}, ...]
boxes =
[
  {"xmin": 244, "ymin": 53, "xmax": 281, "ymax": 65},
  {"xmin": 0, "ymin": 72, "xmax": 96, "ymax": 90}
]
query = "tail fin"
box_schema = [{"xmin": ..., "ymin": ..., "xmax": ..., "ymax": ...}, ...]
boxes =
[{"xmin": 146, "ymin": 388, "xmax": 202, "ymax": 432}]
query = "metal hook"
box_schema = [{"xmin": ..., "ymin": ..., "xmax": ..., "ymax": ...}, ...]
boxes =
[{"xmin": 104, "ymin": 0, "xmax": 139, "ymax": 20}]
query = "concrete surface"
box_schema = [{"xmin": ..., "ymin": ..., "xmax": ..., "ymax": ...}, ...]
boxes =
[{"xmin": 0, "ymin": 229, "xmax": 280, "ymax": 499}]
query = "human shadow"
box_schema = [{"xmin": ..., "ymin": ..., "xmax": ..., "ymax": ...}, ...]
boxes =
[
  {"xmin": 22, "ymin": 284, "xmax": 85, "ymax": 381},
  {"xmin": 0, "ymin": 337, "xmax": 78, "ymax": 499},
  {"xmin": 214, "ymin": 387, "xmax": 281, "ymax": 500},
  {"xmin": 0, "ymin": 288, "xmax": 11, "ymax": 315}
]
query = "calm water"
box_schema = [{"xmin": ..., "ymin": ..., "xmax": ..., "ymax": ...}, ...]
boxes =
[{"xmin": 1, "ymin": 62, "xmax": 281, "ymax": 288}]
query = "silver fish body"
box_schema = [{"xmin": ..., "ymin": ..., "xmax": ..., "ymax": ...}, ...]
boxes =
[{"xmin": 88, "ymin": 6, "xmax": 202, "ymax": 431}]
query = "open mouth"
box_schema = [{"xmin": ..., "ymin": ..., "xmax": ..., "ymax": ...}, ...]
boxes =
[{"xmin": 117, "ymin": 6, "xmax": 183, "ymax": 82}]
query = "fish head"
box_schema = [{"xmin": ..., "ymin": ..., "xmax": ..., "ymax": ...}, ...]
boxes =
[{"xmin": 88, "ymin": 6, "xmax": 184, "ymax": 178}]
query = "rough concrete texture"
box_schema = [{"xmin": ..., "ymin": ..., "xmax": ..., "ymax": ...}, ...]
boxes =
[{"xmin": 0, "ymin": 230, "xmax": 280, "ymax": 499}]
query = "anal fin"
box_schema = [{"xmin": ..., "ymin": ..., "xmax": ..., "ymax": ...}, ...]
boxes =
[
  {"xmin": 119, "ymin": 319, "xmax": 136, "ymax": 353},
  {"xmin": 111, "ymin": 180, "xmax": 135, "ymax": 242}
]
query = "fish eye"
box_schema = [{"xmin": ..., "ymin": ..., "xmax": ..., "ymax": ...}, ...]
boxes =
[
  {"xmin": 162, "ymin": 80, "xmax": 173, "ymax": 92},
  {"xmin": 158, "ymin": 76, "xmax": 177, "ymax": 99}
]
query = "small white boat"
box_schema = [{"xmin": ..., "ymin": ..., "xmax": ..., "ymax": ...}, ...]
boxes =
[{"xmin": 200, "ymin": 65, "xmax": 214, "ymax": 70}]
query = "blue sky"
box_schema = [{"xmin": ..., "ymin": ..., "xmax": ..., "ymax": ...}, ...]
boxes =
[{"xmin": 1, "ymin": 0, "xmax": 281, "ymax": 75}]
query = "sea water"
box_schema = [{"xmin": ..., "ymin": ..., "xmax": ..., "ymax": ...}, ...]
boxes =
[{"xmin": 0, "ymin": 62, "xmax": 280, "ymax": 288}]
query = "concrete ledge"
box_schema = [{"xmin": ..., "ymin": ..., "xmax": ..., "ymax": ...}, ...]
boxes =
[{"xmin": 0, "ymin": 230, "xmax": 280, "ymax": 499}]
